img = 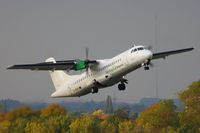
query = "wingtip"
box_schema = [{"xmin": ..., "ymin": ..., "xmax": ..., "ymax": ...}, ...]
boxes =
[
  {"xmin": 189, "ymin": 47, "xmax": 194, "ymax": 50},
  {"xmin": 6, "ymin": 65, "xmax": 14, "ymax": 70},
  {"xmin": 184, "ymin": 47, "xmax": 194, "ymax": 51}
]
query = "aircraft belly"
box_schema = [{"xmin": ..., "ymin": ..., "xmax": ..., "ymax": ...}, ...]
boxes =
[
  {"xmin": 69, "ymin": 81, "xmax": 94, "ymax": 97},
  {"xmin": 51, "ymin": 86, "xmax": 73, "ymax": 97},
  {"xmin": 72, "ymin": 87, "xmax": 91, "ymax": 97}
]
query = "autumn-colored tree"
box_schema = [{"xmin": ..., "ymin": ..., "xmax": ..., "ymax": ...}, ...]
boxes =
[
  {"xmin": 5, "ymin": 106, "xmax": 36, "ymax": 121},
  {"xmin": 0, "ymin": 120, "xmax": 12, "ymax": 133},
  {"xmin": 70, "ymin": 115, "xmax": 100, "ymax": 133},
  {"xmin": 0, "ymin": 112, "xmax": 7, "ymax": 122},
  {"xmin": 10, "ymin": 118, "xmax": 28, "ymax": 133},
  {"xmin": 45, "ymin": 115, "xmax": 71, "ymax": 133},
  {"xmin": 40, "ymin": 104, "xmax": 67, "ymax": 117},
  {"xmin": 92, "ymin": 109, "xmax": 105, "ymax": 115},
  {"xmin": 135, "ymin": 100, "xmax": 178, "ymax": 133},
  {"xmin": 178, "ymin": 80, "xmax": 200, "ymax": 133},
  {"xmin": 25, "ymin": 121, "xmax": 46, "ymax": 133},
  {"xmin": 179, "ymin": 80, "xmax": 200, "ymax": 107},
  {"xmin": 0, "ymin": 107, "xmax": 36, "ymax": 133},
  {"xmin": 82, "ymin": 115, "xmax": 100, "ymax": 133},
  {"xmin": 100, "ymin": 115, "xmax": 121, "ymax": 133},
  {"xmin": 25, "ymin": 115, "xmax": 71, "ymax": 133},
  {"xmin": 114, "ymin": 105, "xmax": 131, "ymax": 119},
  {"xmin": 162, "ymin": 126, "xmax": 178, "ymax": 133},
  {"xmin": 118, "ymin": 120, "xmax": 135, "ymax": 133},
  {"xmin": 92, "ymin": 109, "xmax": 109, "ymax": 120}
]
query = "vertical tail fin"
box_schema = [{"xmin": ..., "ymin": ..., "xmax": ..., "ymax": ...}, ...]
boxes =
[{"xmin": 46, "ymin": 57, "xmax": 71, "ymax": 91}]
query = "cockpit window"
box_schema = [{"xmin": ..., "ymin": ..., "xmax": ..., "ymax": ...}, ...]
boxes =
[
  {"xmin": 138, "ymin": 47, "xmax": 144, "ymax": 51},
  {"xmin": 131, "ymin": 48, "xmax": 137, "ymax": 53},
  {"xmin": 131, "ymin": 47, "xmax": 144, "ymax": 53}
]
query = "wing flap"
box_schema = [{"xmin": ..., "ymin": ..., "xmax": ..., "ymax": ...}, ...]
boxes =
[{"xmin": 152, "ymin": 48, "xmax": 194, "ymax": 60}]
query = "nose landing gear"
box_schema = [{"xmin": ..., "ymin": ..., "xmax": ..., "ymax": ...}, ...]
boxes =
[
  {"xmin": 144, "ymin": 66, "xmax": 150, "ymax": 70},
  {"xmin": 144, "ymin": 59, "xmax": 151, "ymax": 70}
]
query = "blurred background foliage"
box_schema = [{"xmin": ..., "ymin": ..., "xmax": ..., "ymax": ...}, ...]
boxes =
[{"xmin": 0, "ymin": 80, "xmax": 199, "ymax": 133}]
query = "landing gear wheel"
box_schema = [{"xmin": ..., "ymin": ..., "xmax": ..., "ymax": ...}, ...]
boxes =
[
  {"xmin": 144, "ymin": 66, "xmax": 149, "ymax": 70},
  {"xmin": 92, "ymin": 87, "xmax": 98, "ymax": 93},
  {"xmin": 118, "ymin": 83, "xmax": 126, "ymax": 91}
]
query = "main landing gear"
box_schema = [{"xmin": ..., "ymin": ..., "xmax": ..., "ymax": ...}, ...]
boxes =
[
  {"xmin": 91, "ymin": 87, "xmax": 98, "ymax": 93},
  {"xmin": 118, "ymin": 83, "xmax": 126, "ymax": 91},
  {"xmin": 118, "ymin": 78, "xmax": 128, "ymax": 91}
]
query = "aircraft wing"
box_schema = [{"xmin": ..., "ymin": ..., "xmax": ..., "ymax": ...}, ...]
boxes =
[
  {"xmin": 152, "ymin": 47, "xmax": 194, "ymax": 60},
  {"xmin": 7, "ymin": 59, "xmax": 97, "ymax": 71}
]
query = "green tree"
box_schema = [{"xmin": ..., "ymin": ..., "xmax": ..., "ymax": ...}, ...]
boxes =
[
  {"xmin": 70, "ymin": 115, "xmax": 100, "ymax": 133},
  {"xmin": 178, "ymin": 80, "xmax": 200, "ymax": 133},
  {"xmin": 135, "ymin": 100, "xmax": 178, "ymax": 133},
  {"xmin": 25, "ymin": 121, "xmax": 46, "ymax": 133},
  {"xmin": 25, "ymin": 115, "xmax": 71, "ymax": 133},
  {"xmin": 0, "ymin": 120, "xmax": 12, "ymax": 133},
  {"xmin": 162, "ymin": 126, "xmax": 178, "ymax": 133},
  {"xmin": 11, "ymin": 118, "xmax": 28, "ymax": 133},
  {"xmin": 119, "ymin": 120, "xmax": 135, "ymax": 133},
  {"xmin": 100, "ymin": 115, "xmax": 121, "ymax": 133},
  {"xmin": 45, "ymin": 115, "xmax": 71, "ymax": 133}
]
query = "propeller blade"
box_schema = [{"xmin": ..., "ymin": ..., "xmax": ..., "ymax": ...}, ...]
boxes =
[
  {"xmin": 85, "ymin": 47, "xmax": 89, "ymax": 73},
  {"xmin": 149, "ymin": 62, "xmax": 154, "ymax": 67},
  {"xmin": 147, "ymin": 45, "xmax": 152, "ymax": 50},
  {"xmin": 86, "ymin": 47, "xmax": 89, "ymax": 60}
]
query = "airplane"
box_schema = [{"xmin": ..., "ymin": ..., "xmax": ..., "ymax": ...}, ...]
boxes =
[{"xmin": 7, "ymin": 45, "xmax": 194, "ymax": 98}]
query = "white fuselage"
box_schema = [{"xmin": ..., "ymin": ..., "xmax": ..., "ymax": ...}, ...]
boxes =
[{"xmin": 51, "ymin": 45, "xmax": 152, "ymax": 97}]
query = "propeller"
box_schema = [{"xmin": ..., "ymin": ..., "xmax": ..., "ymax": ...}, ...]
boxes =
[
  {"xmin": 149, "ymin": 62, "xmax": 154, "ymax": 67},
  {"xmin": 147, "ymin": 45, "xmax": 152, "ymax": 50},
  {"xmin": 148, "ymin": 45, "xmax": 154, "ymax": 67},
  {"xmin": 145, "ymin": 46, "xmax": 154, "ymax": 69},
  {"xmin": 85, "ymin": 47, "xmax": 89, "ymax": 60},
  {"xmin": 85, "ymin": 47, "xmax": 90, "ymax": 73}
]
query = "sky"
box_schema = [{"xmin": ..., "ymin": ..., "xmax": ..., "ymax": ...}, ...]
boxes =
[{"xmin": 0, "ymin": 0, "xmax": 199, "ymax": 103}]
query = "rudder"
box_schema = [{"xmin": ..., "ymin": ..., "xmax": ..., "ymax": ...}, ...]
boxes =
[{"xmin": 46, "ymin": 57, "xmax": 71, "ymax": 91}]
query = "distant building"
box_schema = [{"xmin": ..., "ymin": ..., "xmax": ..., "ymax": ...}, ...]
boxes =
[{"xmin": 105, "ymin": 95, "xmax": 113, "ymax": 113}]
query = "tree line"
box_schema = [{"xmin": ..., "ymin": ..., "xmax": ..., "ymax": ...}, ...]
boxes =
[{"xmin": 0, "ymin": 80, "xmax": 199, "ymax": 133}]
